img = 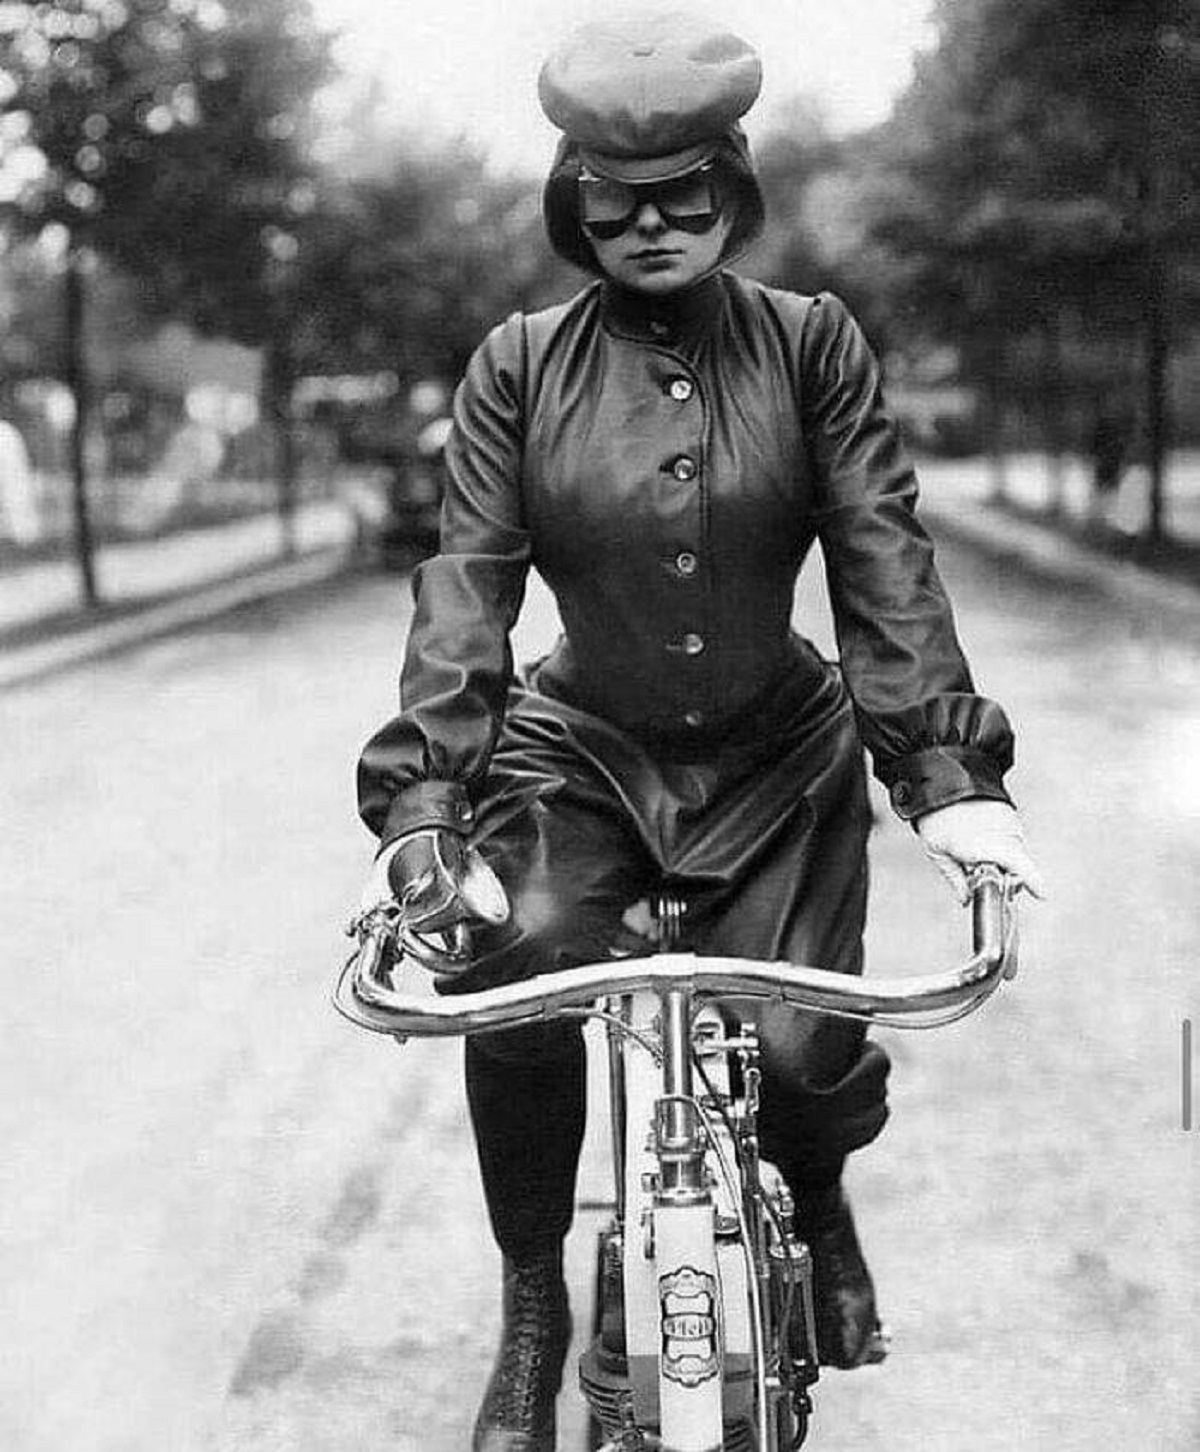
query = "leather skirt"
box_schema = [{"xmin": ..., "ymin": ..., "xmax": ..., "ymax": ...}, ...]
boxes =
[{"xmin": 450, "ymin": 632, "xmax": 891, "ymax": 1260}]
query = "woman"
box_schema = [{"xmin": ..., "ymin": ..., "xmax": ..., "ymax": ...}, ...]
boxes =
[{"xmin": 357, "ymin": 15, "xmax": 1043, "ymax": 1450}]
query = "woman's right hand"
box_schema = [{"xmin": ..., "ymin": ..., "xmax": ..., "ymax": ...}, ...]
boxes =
[
  {"xmin": 358, "ymin": 836, "xmax": 407, "ymax": 918},
  {"xmin": 359, "ymin": 829, "xmax": 510, "ymax": 972}
]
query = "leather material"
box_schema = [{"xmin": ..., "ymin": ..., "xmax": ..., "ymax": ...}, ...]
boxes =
[
  {"xmin": 537, "ymin": 12, "xmax": 762, "ymax": 175},
  {"xmin": 358, "ymin": 274, "xmax": 1014, "ymax": 844},
  {"xmin": 793, "ymin": 1182, "xmax": 888, "ymax": 1370},
  {"xmin": 379, "ymin": 779, "xmax": 473, "ymax": 840},
  {"xmin": 472, "ymin": 1254, "xmax": 572, "ymax": 1452},
  {"xmin": 467, "ymin": 637, "xmax": 857, "ymax": 904},
  {"xmin": 453, "ymin": 662, "xmax": 888, "ymax": 1262},
  {"xmin": 385, "ymin": 828, "xmax": 509, "ymax": 974}
]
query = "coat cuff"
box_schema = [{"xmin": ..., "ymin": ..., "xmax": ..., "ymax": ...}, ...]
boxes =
[
  {"xmin": 887, "ymin": 746, "xmax": 1013, "ymax": 822},
  {"xmin": 379, "ymin": 781, "xmax": 475, "ymax": 848}
]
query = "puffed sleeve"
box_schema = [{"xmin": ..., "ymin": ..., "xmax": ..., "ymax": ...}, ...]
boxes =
[
  {"xmin": 357, "ymin": 314, "xmax": 532, "ymax": 845},
  {"xmin": 801, "ymin": 293, "xmax": 1015, "ymax": 821}
]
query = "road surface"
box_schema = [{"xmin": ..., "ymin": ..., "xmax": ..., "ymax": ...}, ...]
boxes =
[{"xmin": 2, "ymin": 532, "xmax": 1197, "ymax": 1450}]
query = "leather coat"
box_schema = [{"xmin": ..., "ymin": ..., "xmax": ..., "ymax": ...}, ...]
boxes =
[{"xmin": 358, "ymin": 272, "xmax": 1014, "ymax": 845}]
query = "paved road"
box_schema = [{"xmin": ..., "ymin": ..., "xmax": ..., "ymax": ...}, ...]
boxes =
[{"xmin": 2, "ymin": 534, "xmax": 1197, "ymax": 1451}]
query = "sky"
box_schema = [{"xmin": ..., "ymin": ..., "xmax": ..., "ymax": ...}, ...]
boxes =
[{"xmin": 311, "ymin": 0, "xmax": 938, "ymax": 174}]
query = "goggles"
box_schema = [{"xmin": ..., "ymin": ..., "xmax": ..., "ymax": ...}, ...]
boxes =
[{"xmin": 579, "ymin": 163, "xmax": 722, "ymax": 240}]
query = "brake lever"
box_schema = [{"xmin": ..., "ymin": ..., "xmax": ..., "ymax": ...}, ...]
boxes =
[
  {"xmin": 346, "ymin": 899, "xmax": 403, "ymax": 942},
  {"xmin": 348, "ymin": 897, "xmax": 480, "ymax": 981},
  {"xmin": 400, "ymin": 919, "xmax": 475, "ymax": 975}
]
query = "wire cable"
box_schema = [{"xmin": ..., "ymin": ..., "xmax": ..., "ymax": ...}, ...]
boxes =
[{"xmin": 693, "ymin": 1051, "xmax": 806, "ymax": 1406}]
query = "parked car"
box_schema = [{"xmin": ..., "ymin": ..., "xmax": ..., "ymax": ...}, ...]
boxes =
[{"xmin": 330, "ymin": 381, "xmax": 450, "ymax": 566}]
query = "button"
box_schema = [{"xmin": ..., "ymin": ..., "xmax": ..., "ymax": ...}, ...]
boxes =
[
  {"xmin": 649, "ymin": 320, "xmax": 670, "ymax": 339},
  {"xmin": 668, "ymin": 377, "xmax": 693, "ymax": 402},
  {"xmin": 672, "ymin": 456, "xmax": 697, "ymax": 482},
  {"xmin": 675, "ymin": 550, "xmax": 698, "ymax": 576},
  {"xmin": 684, "ymin": 710, "xmax": 705, "ymax": 729},
  {"xmin": 682, "ymin": 632, "xmax": 705, "ymax": 656}
]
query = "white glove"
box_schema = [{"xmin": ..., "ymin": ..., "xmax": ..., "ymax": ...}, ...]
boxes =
[{"xmin": 915, "ymin": 799, "xmax": 1046, "ymax": 903}]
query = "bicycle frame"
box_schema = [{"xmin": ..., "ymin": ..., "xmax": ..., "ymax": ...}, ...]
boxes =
[
  {"xmin": 592, "ymin": 987, "xmax": 787, "ymax": 1451},
  {"xmin": 334, "ymin": 866, "xmax": 1018, "ymax": 1451}
]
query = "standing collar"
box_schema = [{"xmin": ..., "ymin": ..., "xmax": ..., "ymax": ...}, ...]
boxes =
[{"xmin": 600, "ymin": 272, "xmax": 727, "ymax": 348}]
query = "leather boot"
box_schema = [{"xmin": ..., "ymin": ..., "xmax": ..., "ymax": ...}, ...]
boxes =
[
  {"xmin": 472, "ymin": 1248, "xmax": 572, "ymax": 1452},
  {"xmin": 793, "ymin": 1182, "xmax": 887, "ymax": 1369}
]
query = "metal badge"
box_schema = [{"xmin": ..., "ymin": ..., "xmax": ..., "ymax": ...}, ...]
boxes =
[{"xmin": 658, "ymin": 1265, "xmax": 719, "ymax": 1387}]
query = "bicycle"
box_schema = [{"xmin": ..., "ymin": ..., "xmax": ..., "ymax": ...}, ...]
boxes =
[{"xmin": 335, "ymin": 864, "xmax": 1018, "ymax": 1451}]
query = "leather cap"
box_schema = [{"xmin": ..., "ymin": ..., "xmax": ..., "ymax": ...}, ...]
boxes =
[{"xmin": 538, "ymin": 11, "xmax": 762, "ymax": 183}]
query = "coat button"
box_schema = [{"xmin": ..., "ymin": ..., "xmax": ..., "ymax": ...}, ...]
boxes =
[
  {"xmin": 684, "ymin": 709, "xmax": 705, "ymax": 728},
  {"xmin": 649, "ymin": 320, "xmax": 670, "ymax": 339},
  {"xmin": 675, "ymin": 550, "xmax": 698, "ymax": 576},
  {"xmin": 682, "ymin": 632, "xmax": 705, "ymax": 656},
  {"xmin": 668, "ymin": 377, "xmax": 693, "ymax": 402},
  {"xmin": 673, "ymin": 456, "xmax": 697, "ymax": 482}
]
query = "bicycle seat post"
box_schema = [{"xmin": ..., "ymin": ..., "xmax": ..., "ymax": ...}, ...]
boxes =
[{"xmin": 654, "ymin": 887, "xmax": 685, "ymax": 952}]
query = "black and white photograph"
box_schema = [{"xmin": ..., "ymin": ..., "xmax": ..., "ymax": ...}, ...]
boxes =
[{"xmin": 1, "ymin": 2, "xmax": 1197, "ymax": 1448}]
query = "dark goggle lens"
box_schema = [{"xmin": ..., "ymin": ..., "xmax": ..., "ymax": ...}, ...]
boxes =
[{"xmin": 580, "ymin": 169, "xmax": 720, "ymax": 239}]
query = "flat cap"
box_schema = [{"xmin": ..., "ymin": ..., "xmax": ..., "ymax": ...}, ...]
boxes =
[{"xmin": 538, "ymin": 10, "xmax": 762, "ymax": 182}]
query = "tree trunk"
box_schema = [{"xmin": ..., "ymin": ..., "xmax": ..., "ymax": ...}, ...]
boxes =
[
  {"xmin": 987, "ymin": 419, "xmax": 1009, "ymax": 503},
  {"xmin": 1134, "ymin": 95, "xmax": 1171, "ymax": 545},
  {"xmin": 265, "ymin": 337, "xmax": 297, "ymax": 559},
  {"xmin": 64, "ymin": 246, "xmax": 98, "ymax": 606},
  {"xmin": 985, "ymin": 334, "xmax": 1009, "ymax": 504},
  {"xmin": 1143, "ymin": 282, "xmax": 1169, "ymax": 545},
  {"xmin": 1040, "ymin": 319, "xmax": 1067, "ymax": 517}
]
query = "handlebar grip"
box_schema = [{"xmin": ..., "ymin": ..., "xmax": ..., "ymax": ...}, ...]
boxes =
[
  {"xmin": 355, "ymin": 924, "xmax": 391, "ymax": 987},
  {"xmin": 969, "ymin": 864, "xmax": 1016, "ymax": 978}
]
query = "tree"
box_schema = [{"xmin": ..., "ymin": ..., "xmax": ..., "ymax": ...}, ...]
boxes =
[
  {"xmin": 0, "ymin": 0, "xmax": 333, "ymax": 597},
  {"xmin": 865, "ymin": 0, "xmax": 1199, "ymax": 537},
  {"xmin": 298, "ymin": 138, "xmax": 571, "ymax": 387},
  {"xmin": 753, "ymin": 112, "xmax": 917, "ymax": 356}
]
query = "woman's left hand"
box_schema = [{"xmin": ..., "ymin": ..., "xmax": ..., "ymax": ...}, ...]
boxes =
[{"xmin": 915, "ymin": 799, "xmax": 1046, "ymax": 903}]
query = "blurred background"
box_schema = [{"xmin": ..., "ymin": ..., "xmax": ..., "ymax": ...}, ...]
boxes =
[
  {"xmin": 0, "ymin": 0, "xmax": 1196, "ymax": 601},
  {"xmin": 1, "ymin": 3, "xmax": 1197, "ymax": 1450}
]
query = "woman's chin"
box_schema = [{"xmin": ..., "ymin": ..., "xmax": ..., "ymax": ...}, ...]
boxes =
[{"xmin": 618, "ymin": 265, "xmax": 694, "ymax": 295}]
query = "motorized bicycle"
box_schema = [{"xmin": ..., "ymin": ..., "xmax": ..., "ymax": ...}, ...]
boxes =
[{"xmin": 335, "ymin": 864, "xmax": 1018, "ymax": 1450}]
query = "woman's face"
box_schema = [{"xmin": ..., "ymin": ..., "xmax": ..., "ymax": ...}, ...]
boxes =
[{"xmin": 584, "ymin": 173, "xmax": 733, "ymax": 294}]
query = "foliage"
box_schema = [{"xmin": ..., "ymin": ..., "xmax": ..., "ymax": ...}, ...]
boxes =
[
  {"xmin": 866, "ymin": 0, "xmax": 1199, "ymax": 391},
  {"xmin": 293, "ymin": 139, "xmax": 573, "ymax": 387},
  {"xmin": 752, "ymin": 114, "xmax": 915, "ymax": 354},
  {"xmin": 0, "ymin": 0, "xmax": 333, "ymax": 345},
  {"xmin": 837, "ymin": 0, "xmax": 1200, "ymax": 533}
]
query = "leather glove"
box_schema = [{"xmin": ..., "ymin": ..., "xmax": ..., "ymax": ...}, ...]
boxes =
[
  {"xmin": 359, "ymin": 828, "xmax": 508, "ymax": 974},
  {"xmin": 915, "ymin": 799, "xmax": 1046, "ymax": 903}
]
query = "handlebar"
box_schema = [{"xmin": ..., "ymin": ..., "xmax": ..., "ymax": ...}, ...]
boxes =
[{"xmin": 333, "ymin": 866, "xmax": 1018, "ymax": 1039}]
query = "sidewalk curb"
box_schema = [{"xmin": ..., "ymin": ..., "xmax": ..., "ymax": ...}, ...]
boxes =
[
  {"xmin": 922, "ymin": 497, "xmax": 1200, "ymax": 625},
  {"xmin": 0, "ymin": 546, "xmax": 354, "ymax": 692}
]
